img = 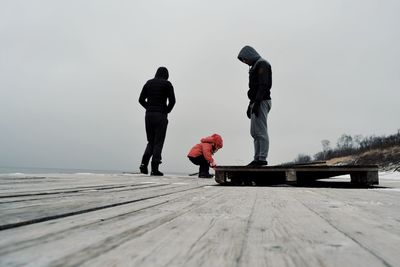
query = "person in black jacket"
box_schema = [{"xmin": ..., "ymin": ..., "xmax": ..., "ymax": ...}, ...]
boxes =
[
  {"xmin": 139, "ymin": 67, "xmax": 176, "ymax": 176},
  {"xmin": 238, "ymin": 46, "xmax": 272, "ymax": 166}
]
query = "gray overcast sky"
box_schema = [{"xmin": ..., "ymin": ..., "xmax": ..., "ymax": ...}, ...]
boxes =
[{"xmin": 1, "ymin": 0, "xmax": 399, "ymax": 173}]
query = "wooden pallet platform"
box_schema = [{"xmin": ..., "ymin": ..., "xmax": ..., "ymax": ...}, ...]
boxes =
[{"xmin": 215, "ymin": 165, "xmax": 379, "ymax": 186}]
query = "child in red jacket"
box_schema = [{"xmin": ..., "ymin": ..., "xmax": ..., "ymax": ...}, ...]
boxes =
[{"xmin": 188, "ymin": 134, "xmax": 223, "ymax": 178}]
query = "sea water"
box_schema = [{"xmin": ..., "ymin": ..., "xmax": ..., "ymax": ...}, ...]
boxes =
[
  {"xmin": 0, "ymin": 166, "xmax": 122, "ymax": 175},
  {"xmin": 0, "ymin": 166, "xmax": 189, "ymax": 177}
]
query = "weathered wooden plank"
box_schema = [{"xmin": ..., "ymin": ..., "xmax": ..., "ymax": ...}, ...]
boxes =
[
  {"xmin": 0, "ymin": 184, "xmax": 221, "ymax": 266},
  {"xmin": 0, "ymin": 185, "xmax": 213, "ymax": 245},
  {"xmin": 238, "ymin": 188, "xmax": 388, "ymax": 267},
  {"xmin": 73, "ymin": 187, "xmax": 388, "ymax": 267},
  {"xmin": 285, "ymin": 169, "xmax": 297, "ymax": 183},
  {"xmin": 0, "ymin": 174, "xmax": 190, "ymax": 195},
  {"xmin": 0, "ymin": 173, "xmax": 399, "ymax": 267},
  {"xmin": 299, "ymin": 185, "xmax": 400, "ymax": 237},
  {"xmin": 291, "ymin": 188, "xmax": 400, "ymax": 267},
  {"xmin": 0, "ymin": 177, "xmax": 207, "ymax": 229}
]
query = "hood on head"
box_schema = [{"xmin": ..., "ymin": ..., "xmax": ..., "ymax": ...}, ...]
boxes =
[
  {"xmin": 155, "ymin": 67, "xmax": 169, "ymax": 80},
  {"xmin": 200, "ymin": 134, "xmax": 223, "ymax": 149},
  {"xmin": 237, "ymin": 46, "xmax": 261, "ymax": 65}
]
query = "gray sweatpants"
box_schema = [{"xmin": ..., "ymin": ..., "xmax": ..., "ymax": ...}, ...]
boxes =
[{"xmin": 250, "ymin": 100, "xmax": 271, "ymax": 161}]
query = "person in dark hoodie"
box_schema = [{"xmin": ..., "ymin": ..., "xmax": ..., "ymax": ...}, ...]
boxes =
[
  {"xmin": 238, "ymin": 46, "xmax": 272, "ymax": 166},
  {"xmin": 139, "ymin": 67, "xmax": 176, "ymax": 176}
]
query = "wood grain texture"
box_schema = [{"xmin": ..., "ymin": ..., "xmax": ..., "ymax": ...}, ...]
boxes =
[{"xmin": 0, "ymin": 173, "xmax": 399, "ymax": 267}]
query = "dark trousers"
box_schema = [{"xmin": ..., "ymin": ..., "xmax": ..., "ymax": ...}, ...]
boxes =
[
  {"xmin": 188, "ymin": 156, "xmax": 210, "ymax": 175},
  {"xmin": 141, "ymin": 112, "xmax": 168, "ymax": 165}
]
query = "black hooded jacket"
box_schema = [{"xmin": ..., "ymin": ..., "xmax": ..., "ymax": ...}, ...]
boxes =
[
  {"xmin": 139, "ymin": 67, "xmax": 176, "ymax": 114},
  {"xmin": 238, "ymin": 46, "xmax": 272, "ymax": 102}
]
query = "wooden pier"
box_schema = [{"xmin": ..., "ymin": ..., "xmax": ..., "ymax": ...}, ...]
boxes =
[
  {"xmin": 215, "ymin": 165, "xmax": 379, "ymax": 186},
  {"xmin": 0, "ymin": 171, "xmax": 399, "ymax": 267}
]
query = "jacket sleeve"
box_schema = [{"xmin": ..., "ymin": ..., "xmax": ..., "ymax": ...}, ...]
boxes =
[
  {"xmin": 255, "ymin": 62, "xmax": 272, "ymax": 102},
  {"xmin": 201, "ymin": 143, "xmax": 214, "ymax": 163},
  {"xmin": 138, "ymin": 83, "xmax": 148, "ymax": 109},
  {"xmin": 167, "ymin": 83, "xmax": 176, "ymax": 113},
  {"xmin": 166, "ymin": 82, "xmax": 176, "ymax": 113}
]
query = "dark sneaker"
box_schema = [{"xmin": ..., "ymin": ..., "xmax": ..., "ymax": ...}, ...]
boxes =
[
  {"xmin": 247, "ymin": 160, "xmax": 268, "ymax": 167},
  {"xmin": 139, "ymin": 164, "xmax": 148, "ymax": 174},
  {"xmin": 151, "ymin": 170, "xmax": 164, "ymax": 176},
  {"xmin": 256, "ymin": 160, "xmax": 268, "ymax": 166},
  {"xmin": 198, "ymin": 173, "xmax": 214, "ymax": 178}
]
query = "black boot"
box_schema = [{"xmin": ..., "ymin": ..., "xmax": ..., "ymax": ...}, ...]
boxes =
[
  {"xmin": 140, "ymin": 155, "xmax": 151, "ymax": 174},
  {"xmin": 151, "ymin": 162, "xmax": 164, "ymax": 176},
  {"xmin": 139, "ymin": 164, "xmax": 148, "ymax": 174}
]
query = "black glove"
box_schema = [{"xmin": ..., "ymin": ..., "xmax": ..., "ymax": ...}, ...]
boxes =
[
  {"xmin": 252, "ymin": 102, "xmax": 260, "ymax": 117},
  {"xmin": 246, "ymin": 104, "xmax": 251, "ymax": 119}
]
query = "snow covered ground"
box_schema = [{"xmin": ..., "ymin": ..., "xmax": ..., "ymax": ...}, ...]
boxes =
[{"xmin": 378, "ymin": 171, "xmax": 400, "ymax": 180}]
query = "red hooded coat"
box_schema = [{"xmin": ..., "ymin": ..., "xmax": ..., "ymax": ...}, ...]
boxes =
[{"xmin": 187, "ymin": 134, "xmax": 223, "ymax": 164}]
